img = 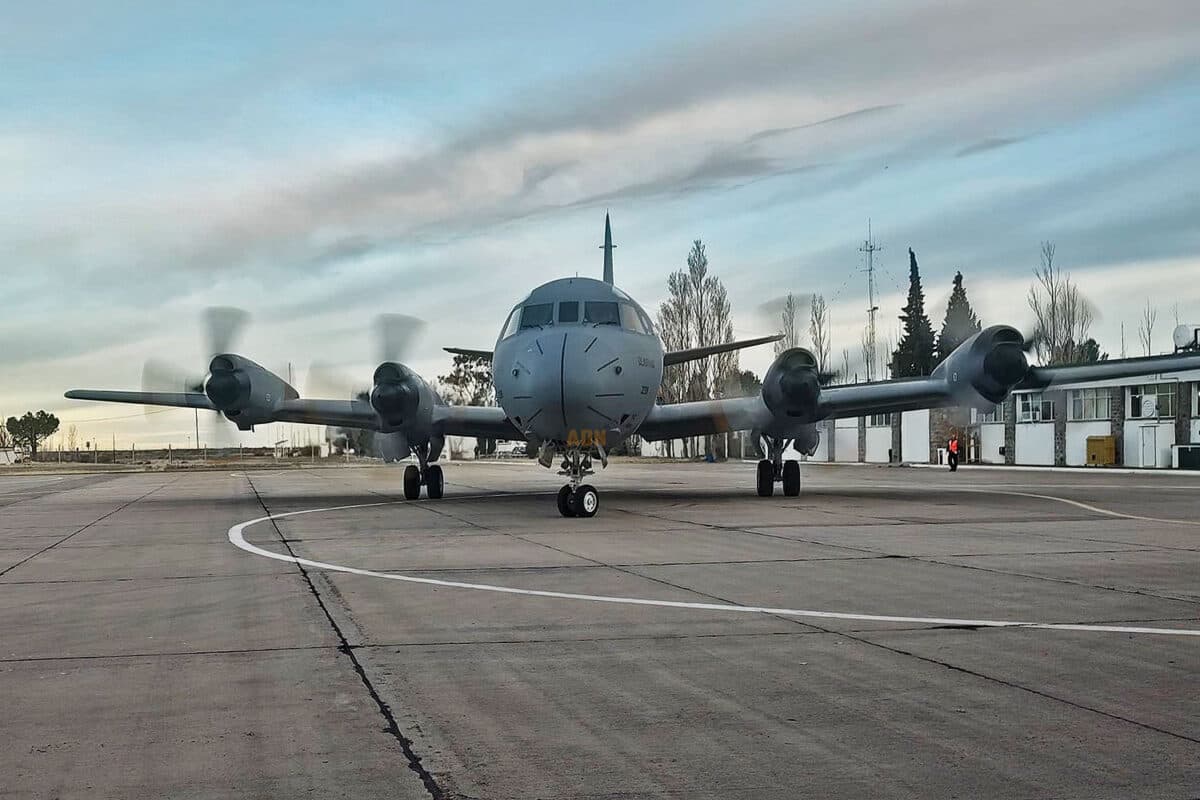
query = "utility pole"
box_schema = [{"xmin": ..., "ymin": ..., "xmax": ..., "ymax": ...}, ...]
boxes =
[
  {"xmin": 859, "ymin": 221, "xmax": 882, "ymax": 382},
  {"xmin": 194, "ymin": 408, "xmax": 200, "ymax": 456}
]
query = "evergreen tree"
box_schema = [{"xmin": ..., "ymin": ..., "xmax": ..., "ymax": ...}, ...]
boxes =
[
  {"xmin": 890, "ymin": 248, "xmax": 936, "ymax": 378},
  {"xmin": 936, "ymin": 270, "xmax": 982, "ymax": 363},
  {"xmin": 1074, "ymin": 337, "xmax": 1107, "ymax": 364},
  {"xmin": 5, "ymin": 410, "xmax": 59, "ymax": 458}
]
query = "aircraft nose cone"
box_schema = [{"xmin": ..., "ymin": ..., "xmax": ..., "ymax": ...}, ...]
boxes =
[
  {"xmin": 498, "ymin": 333, "xmax": 566, "ymax": 441},
  {"xmin": 497, "ymin": 330, "xmax": 628, "ymax": 445}
]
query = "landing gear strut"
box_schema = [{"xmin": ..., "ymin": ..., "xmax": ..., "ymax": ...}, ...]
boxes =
[
  {"xmin": 756, "ymin": 436, "xmax": 801, "ymax": 497},
  {"xmin": 556, "ymin": 448, "xmax": 599, "ymax": 518},
  {"xmin": 402, "ymin": 443, "xmax": 444, "ymax": 500}
]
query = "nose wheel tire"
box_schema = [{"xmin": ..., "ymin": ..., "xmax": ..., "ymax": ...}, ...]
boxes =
[
  {"xmin": 782, "ymin": 459, "xmax": 801, "ymax": 496},
  {"xmin": 756, "ymin": 459, "xmax": 774, "ymax": 497},
  {"xmin": 425, "ymin": 464, "xmax": 445, "ymax": 499},
  {"xmin": 557, "ymin": 485, "xmax": 577, "ymax": 517},
  {"xmin": 403, "ymin": 465, "xmax": 421, "ymax": 500},
  {"xmin": 571, "ymin": 484, "xmax": 599, "ymax": 517}
]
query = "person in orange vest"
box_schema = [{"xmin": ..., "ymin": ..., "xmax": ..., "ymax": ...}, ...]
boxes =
[{"xmin": 948, "ymin": 434, "xmax": 960, "ymax": 472}]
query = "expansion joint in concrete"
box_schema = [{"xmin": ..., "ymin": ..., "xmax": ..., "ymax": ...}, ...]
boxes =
[{"xmin": 243, "ymin": 475, "xmax": 446, "ymax": 800}]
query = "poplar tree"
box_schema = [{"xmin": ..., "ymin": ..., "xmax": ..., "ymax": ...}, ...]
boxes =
[
  {"xmin": 936, "ymin": 270, "xmax": 981, "ymax": 363},
  {"xmin": 890, "ymin": 248, "xmax": 936, "ymax": 378}
]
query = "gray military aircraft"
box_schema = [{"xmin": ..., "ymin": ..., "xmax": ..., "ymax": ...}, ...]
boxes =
[{"xmin": 67, "ymin": 215, "xmax": 1200, "ymax": 517}]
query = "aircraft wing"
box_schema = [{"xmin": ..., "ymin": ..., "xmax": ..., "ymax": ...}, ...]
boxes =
[
  {"xmin": 818, "ymin": 350, "xmax": 1200, "ymax": 418},
  {"xmin": 638, "ymin": 348, "xmax": 1200, "ymax": 440},
  {"xmin": 64, "ymin": 390, "xmax": 217, "ymax": 410},
  {"xmin": 433, "ymin": 405, "xmax": 523, "ymax": 440},
  {"xmin": 638, "ymin": 396, "xmax": 768, "ymax": 441},
  {"xmin": 1017, "ymin": 354, "xmax": 1200, "ymax": 390},
  {"xmin": 663, "ymin": 335, "xmax": 781, "ymax": 367},
  {"xmin": 65, "ymin": 388, "xmax": 384, "ymax": 430},
  {"xmin": 443, "ymin": 347, "xmax": 494, "ymax": 361},
  {"xmin": 269, "ymin": 399, "xmax": 379, "ymax": 429}
]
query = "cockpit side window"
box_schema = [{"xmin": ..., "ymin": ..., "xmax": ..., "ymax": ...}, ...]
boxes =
[
  {"xmin": 558, "ymin": 301, "xmax": 579, "ymax": 323},
  {"xmin": 636, "ymin": 307, "xmax": 656, "ymax": 336},
  {"xmin": 619, "ymin": 304, "xmax": 648, "ymax": 334},
  {"xmin": 519, "ymin": 303, "xmax": 554, "ymax": 329},
  {"xmin": 583, "ymin": 301, "xmax": 620, "ymax": 326},
  {"xmin": 501, "ymin": 306, "xmax": 521, "ymax": 338}
]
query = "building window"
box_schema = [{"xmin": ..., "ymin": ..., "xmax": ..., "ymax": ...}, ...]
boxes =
[
  {"xmin": 1017, "ymin": 392, "xmax": 1054, "ymax": 423},
  {"xmin": 868, "ymin": 413, "xmax": 890, "ymax": 427},
  {"xmin": 1069, "ymin": 388, "xmax": 1111, "ymax": 421},
  {"xmin": 1129, "ymin": 383, "xmax": 1176, "ymax": 419},
  {"xmin": 976, "ymin": 404, "xmax": 1002, "ymax": 423}
]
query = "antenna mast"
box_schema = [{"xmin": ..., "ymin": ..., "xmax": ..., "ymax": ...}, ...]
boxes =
[{"xmin": 859, "ymin": 220, "xmax": 882, "ymax": 381}]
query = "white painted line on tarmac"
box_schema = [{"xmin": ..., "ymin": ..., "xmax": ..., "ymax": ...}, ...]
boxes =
[{"xmin": 227, "ymin": 489, "xmax": 1200, "ymax": 638}]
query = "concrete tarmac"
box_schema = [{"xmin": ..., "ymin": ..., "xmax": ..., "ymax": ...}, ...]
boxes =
[{"xmin": 1, "ymin": 461, "xmax": 1197, "ymax": 798}]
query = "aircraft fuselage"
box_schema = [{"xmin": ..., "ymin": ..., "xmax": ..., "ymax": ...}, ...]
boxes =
[{"xmin": 493, "ymin": 277, "xmax": 663, "ymax": 448}]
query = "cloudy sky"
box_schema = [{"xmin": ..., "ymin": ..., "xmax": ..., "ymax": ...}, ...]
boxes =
[{"xmin": 3, "ymin": 0, "xmax": 1199, "ymax": 448}]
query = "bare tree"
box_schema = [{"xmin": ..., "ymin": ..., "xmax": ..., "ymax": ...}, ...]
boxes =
[
  {"xmin": 657, "ymin": 239, "xmax": 737, "ymax": 457},
  {"xmin": 841, "ymin": 349, "xmax": 851, "ymax": 383},
  {"xmin": 711, "ymin": 284, "xmax": 739, "ymax": 398},
  {"xmin": 1027, "ymin": 241, "xmax": 1095, "ymax": 364},
  {"xmin": 775, "ymin": 293, "xmax": 801, "ymax": 355},
  {"xmin": 860, "ymin": 328, "xmax": 872, "ymax": 381},
  {"xmin": 0, "ymin": 418, "xmax": 9, "ymax": 449},
  {"xmin": 878, "ymin": 334, "xmax": 894, "ymax": 380},
  {"xmin": 808, "ymin": 294, "xmax": 832, "ymax": 375},
  {"xmin": 656, "ymin": 270, "xmax": 691, "ymax": 458},
  {"xmin": 1138, "ymin": 299, "xmax": 1157, "ymax": 356},
  {"xmin": 66, "ymin": 425, "xmax": 78, "ymax": 451}
]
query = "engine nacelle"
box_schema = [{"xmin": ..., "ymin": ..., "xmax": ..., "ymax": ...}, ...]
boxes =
[
  {"xmin": 933, "ymin": 325, "xmax": 1030, "ymax": 406},
  {"xmin": 762, "ymin": 348, "xmax": 822, "ymax": 420},
  {"xmin": 205, "ymin": 354, "xmax": 298, "ymax": 428},
  {"xmin": 370, "ymin": 362, "xmax": 437, "ymax": 433}
]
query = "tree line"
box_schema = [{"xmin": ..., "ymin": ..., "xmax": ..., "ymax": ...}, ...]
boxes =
[{"xmin": 889, "ymin": 241, "xmax": 1110, "ymax": 379}]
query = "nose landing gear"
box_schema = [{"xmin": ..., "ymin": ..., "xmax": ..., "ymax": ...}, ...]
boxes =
[
  {"xmin": 556, "ymin": 448, "xmax": 600, "ymax": 517},
  {"xmin": 756, "ymin": 436, "xmax": 801, "ymax": 497},
  {"xmin": 402, "ymin": 443, "xmax": 445, "ymax": 500}
]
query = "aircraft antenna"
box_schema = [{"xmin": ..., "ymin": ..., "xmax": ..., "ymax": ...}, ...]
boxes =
[
  {"xmin": 600, "ymin": 212, "xmax": 616, "ymax": 284},
  {"xmin": 859, "ymin": 220, "xmax": 882, "ymax": 381}
]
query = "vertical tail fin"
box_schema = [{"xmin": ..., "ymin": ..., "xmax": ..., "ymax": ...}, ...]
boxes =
[{"xmin": 601, "ymin": 212, "xmax": 615, "ymax": 284}]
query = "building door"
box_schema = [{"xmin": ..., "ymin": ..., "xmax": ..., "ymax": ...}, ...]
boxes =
[{"xmin": 1140, "ymin": 426, "xmax": 1157, "ymax": 468}]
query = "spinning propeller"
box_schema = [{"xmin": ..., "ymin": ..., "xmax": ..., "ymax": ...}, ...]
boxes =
[{"xmin": 140, "ymin": 307, "xmax": 250, "ymax": 446}]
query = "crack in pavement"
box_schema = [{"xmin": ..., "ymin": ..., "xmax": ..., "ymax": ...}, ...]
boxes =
[
  {"xmin": 243, "ymin": 474, "xmax": 446, "ymax": 800},
  {"xmin": 0, "ymin": 478, "xmax": 178, "ymax": 579}
]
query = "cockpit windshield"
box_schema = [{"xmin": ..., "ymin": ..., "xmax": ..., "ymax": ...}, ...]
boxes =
[
  {"xmin": 519, "ymin": 303, "xmax": 554, "ymax": 329},
  {"xmin": 583, "ymin": 301, "xmax": 620, "ymax": 326},
  {"xmin": 501, "ymin": 298, "xmax": 654, "ymax": 339}
]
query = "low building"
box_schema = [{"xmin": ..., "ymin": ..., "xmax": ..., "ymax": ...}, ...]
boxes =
[
  {"xmin": 655, "ymin": 367, "xmax": 1199, "ymax": 469},
  {"xmin": 792, "ymin": 366, "xmax": 1198, "ymax": 469},
  {"xmin": 970, "ymin": 368, "xmax": 1199, "ymax": 468}
]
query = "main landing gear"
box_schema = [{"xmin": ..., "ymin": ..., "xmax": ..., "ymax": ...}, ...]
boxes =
[
  {"xmin": 556, "ymin": 447, "xmax": 599, "ymax": 518},
  {"xmin": 756, "ymin": 436, "xmax": 801, "ymax": 498},
  {"xmin": 402, "ymin": 443, "xmax": 444, "ymax": 501}
]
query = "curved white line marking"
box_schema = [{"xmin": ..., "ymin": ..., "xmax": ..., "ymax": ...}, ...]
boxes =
[
  {"xmin": 228, "ymin": 490, "xmax": 1200, "ymax": 638},
  {"xmin": 964, "ymin": 488, "xmax": 1200, "ymax": 527}
]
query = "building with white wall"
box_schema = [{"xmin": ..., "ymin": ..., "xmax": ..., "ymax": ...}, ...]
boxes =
[{"xmin": 649, "ymin": 367, "xmax": 1199, "ymax": 469}]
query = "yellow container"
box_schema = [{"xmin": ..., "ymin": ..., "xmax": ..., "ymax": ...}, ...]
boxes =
[{"xmin": 1086, "ymin": 435, "xmax": 1116, "ymax": 466}]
